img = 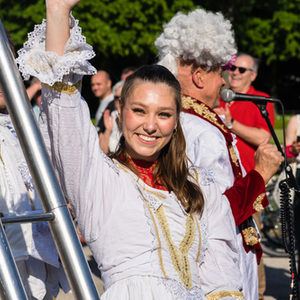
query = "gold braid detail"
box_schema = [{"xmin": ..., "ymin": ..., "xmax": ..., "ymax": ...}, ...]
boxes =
[
  {"xmin": 206, "ymin": 290, "xmax": 244, "ymax": 300},
  {"xmin": 144, "ymin": 199, "xmax": 168, "ymax": 279},
  {"xmin": 229, "ymin": 145, "xmax": 240, "ymax": 168},
  {"xmin": 156, "ymin": 207, "xmax": 195, "ymax": 289},
  {"xmin": 42, "ymin": 80, "xmax": 82, "ymax": 95},
  {"xmin": 194, "ymin": 216, "xmax": 202, "ymax": 263},
  {"xmin": 181, "ymin": 96, "xmax": 227, "ymax": 133},
  {"xmin": 0, "ymin": 144, "xmax": 4, "ymax": 165}
]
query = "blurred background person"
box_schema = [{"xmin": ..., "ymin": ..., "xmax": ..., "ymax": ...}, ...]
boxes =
[
  {"xmin": 120, "ymin": 66, "xmax": 136, "ymax": 81},
  {"xmin": 91, "ymin": 70, "xmax": 114, "ymax": 125},
  {"xmin": 99, "ymin": 80, "xmax": 124, "ymax": 153},
  {"xmin": 26, "ymin": 77, "xmax": 42, "ymax": 120}
]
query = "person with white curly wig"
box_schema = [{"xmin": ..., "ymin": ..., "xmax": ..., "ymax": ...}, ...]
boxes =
[{"xmin": 155, "ymin": 8, "xmax": 284, "ymax": 300}]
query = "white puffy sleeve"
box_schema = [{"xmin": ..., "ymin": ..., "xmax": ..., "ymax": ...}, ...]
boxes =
[
  {"xmin": 197, "ymin": 170, "xmax": 244, "ymax": 299},
  {"xmin": 181, "ymin": 113, "xmax": 235, "ymax": 193},
  {"xmin": 16, "ymin": 15, "xmax": 119, "ymax": 244}
]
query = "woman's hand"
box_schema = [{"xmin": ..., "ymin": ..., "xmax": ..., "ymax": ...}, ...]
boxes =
[
  {"xmin": 254, "ymin": 139, "xmax": 284, "ymax": 184},
  {"xmin": 45, "ymin": 0, "xmax": 81, "ymax": 55},
  {"xmin": 46, "ymin": 0, "xmax": 80, "ymax": 13}
]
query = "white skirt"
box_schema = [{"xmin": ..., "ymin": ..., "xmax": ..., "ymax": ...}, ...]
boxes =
[{"xmin": 101, "ymin": 276, "xmax": 206, "ymax": 300}]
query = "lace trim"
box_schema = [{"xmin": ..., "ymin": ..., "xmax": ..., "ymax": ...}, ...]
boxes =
[
  {"xmin": 206, "ymin": 290, "xmax": 244, "ymax": 300},
  {"xmin": 143, "ymin": 190, "xmax": 163, "ymax": 211},
  {"xmin": 18, "ymin": 161, "xmax": 34, "ymax": 191},
  {"xmin": 16, "ymin": 15, "xmax": 96, "ymax": 85},
  {"xmin": 104, "ymin": 156, "xmax": 119, "ymax": 175},
  {"xmin": 160, "ymin": 278, "xmax": 205, "ymax": 300},
  {"xmin": 197, "ymin": 168, "xmax": 215, "ymax": 186},
  {"xmin": 42, "ymin": 80, "xmax": 82, "ymax": 95},
  {"xmin": 198, "ymin": 214, "xmax": 208, "ymax": 265},
  {"xmin": 182, "ymin": 96, "xmax": 227, "ymax": 133}
]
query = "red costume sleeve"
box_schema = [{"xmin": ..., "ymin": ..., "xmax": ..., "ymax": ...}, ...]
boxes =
[
  {"xmin": 224, "ymin": 169, "xmax": 268, "ymax": 226},
  {"xmin": 286, "ymin": 145, "xmax": 297, "ymax": 158}
]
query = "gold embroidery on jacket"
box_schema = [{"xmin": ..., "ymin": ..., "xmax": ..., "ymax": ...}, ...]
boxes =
[
  {"xmin": 242, "ymin": 227, "xmax": 259, "ymax": 246},
  {"xmin": 182, "ymin": 96, "xmax": 227, "ymax": 133},
  {"xmin": 206, "ymin": 290, "xmax": 244, "ymax": 299},
  {"xmin": 253, "ymin": 193, "xmax": 265, "ymax": 211},
  {"xmin": 229, "ymin": 145, "xmax": 240, "ymax": 168}
]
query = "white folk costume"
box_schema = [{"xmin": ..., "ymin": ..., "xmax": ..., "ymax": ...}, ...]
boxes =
[
  {"xmin": 16, "ymin": 16, "xmax": 244, "ymax": 299},
  {"xmin": 0, "ymin": 114, "xmax": 69, "ymax": 299},
  {"xmin": 180, "ymin": 95, "xmax": 269, "ymax": 300}
]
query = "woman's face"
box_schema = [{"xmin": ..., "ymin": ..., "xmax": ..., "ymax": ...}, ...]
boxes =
[{"xmin": 120, "ymin": 81, "xmax": 178, "ymax": 162}]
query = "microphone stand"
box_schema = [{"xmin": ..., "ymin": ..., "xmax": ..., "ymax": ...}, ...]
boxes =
[{"xmin": 258, "ymin": 102, "xmax": 299, "ymax": 299}]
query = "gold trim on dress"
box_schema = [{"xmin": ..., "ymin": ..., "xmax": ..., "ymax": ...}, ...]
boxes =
[
  {"xmin": 206, "ymin": 290, "xmax": 244, "ymax": 299},
  {"xmin": 156, "ymin": 206, "xmax": 195, "ymax": 290},
  {"xmin": 194, "ymin": 216, "xmax": 202, "ymax": 263},
  {"xmin": 242, "ymin": 227, "xmax": 259, "ymax": 246},
  {"xmin": 181, "ymin": 96, "xmax": 227, "ymax": 133},
  {"xmin": 42, "ymin": 80, "xmax": 82, "ymax": 95},
  {"xmin": 0, "ymin": 144, "xmax": 4, "ymax": 165},
  {"xmin": 144, "ymin": 199, "xmax": 168, "ymax": 279},
  {"xmin": 118, "ymin": 161, "xmax": 201, "ymax": 290},
  {"xmin": 253, "ymin": 193, "xmax": 265, "ymax": 212}
]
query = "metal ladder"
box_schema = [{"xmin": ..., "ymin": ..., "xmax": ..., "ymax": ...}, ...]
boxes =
[{"xmin": 0, "ymin": 19, "xmax": 100, "ymax": 300}]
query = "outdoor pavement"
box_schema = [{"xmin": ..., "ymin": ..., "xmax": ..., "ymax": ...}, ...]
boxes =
[{"xmin": 57, "ymin": 246, "xmax": 298, "ymax": 299}]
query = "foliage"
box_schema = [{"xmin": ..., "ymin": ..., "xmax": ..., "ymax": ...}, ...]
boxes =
[
  {"xmin": 1, "ymin": 0, "xmax": 299, "ymax": 103},
  {"xmin": 230, "ymin": 0, "xmax": 300, "ymax": 65},
  {"xmin": 1, "ymin": 0, "xmax": 299, "ymax": 65},
  {"xmin": 0, "ymin": 0, "xmax": 196, "ymax": 59}
]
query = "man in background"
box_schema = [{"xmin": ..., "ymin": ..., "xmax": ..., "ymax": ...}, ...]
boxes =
[
  {"xmin": 91, "ymin": 70, "xmax": 114, "ymax": 125},
  {"xmin": 218, "ymin": 53, "xmax": 275, "ymax": 173},
  {"xmin": 120, "ymin": 66, "xmax": 136, "ymax": 81}
]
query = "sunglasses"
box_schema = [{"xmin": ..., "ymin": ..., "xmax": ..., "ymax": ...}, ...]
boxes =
[{"xmin": 229, "ymin": 65, "xmax": 253, "ymax": 74}]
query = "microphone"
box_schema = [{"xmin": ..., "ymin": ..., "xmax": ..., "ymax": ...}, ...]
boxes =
[{"xmin": 221, "ymin": 89, "xmax": 280, "ymax": 104}]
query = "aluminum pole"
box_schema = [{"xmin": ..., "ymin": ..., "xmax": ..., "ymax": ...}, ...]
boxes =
[
  {"xmin": 0, "ymin": 20, "xmax": 100, "ymax": 299},
  {"xmin": 0, "ymin": 220, "xmax": 28, "ymax": 300}
]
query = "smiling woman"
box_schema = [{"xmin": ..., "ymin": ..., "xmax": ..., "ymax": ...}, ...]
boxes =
[
  {"xmin": 112, "ymin": 65, "xmax": 204, "ymax": 214},
  {"xmin": 16, "ymin": 0, "xmax": 244, "ymax": 299}
]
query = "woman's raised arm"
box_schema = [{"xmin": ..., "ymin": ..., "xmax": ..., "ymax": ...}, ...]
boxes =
[{"xmin": 45, "ymin": 0, "xmax": 80, "ymax": 55}]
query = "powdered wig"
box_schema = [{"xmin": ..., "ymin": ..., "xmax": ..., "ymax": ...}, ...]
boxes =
[{"xmin": 155, "ymin": 9, "xmax": 236, "ymax": 74}]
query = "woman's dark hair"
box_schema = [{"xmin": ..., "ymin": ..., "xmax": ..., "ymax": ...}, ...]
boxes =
[
  {"xmin": 3, "ymin": 25, "xmax": 16, "ymax": 58},
  {"xmin": 112, "ymin": 65, "xmax": 204, "ymax": 215}
]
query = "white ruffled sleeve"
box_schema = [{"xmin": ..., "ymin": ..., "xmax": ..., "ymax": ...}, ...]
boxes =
[
  {"xmin": 16, "ymin": 14, "xmax": 96, "ymax": 86},
  {"xmin": 15, "ymin": 15, "xmax": 121, "ymax": 246}
]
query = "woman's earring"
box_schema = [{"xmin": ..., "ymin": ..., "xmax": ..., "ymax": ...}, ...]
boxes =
[{"xmin": 173, "ymin": 128, "xmax": 177, "ymax": 135}]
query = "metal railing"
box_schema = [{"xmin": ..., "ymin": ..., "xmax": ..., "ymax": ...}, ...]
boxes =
[{"xmin": 0, "ymin": 19, "xmax": 100, "ymax": 300}]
